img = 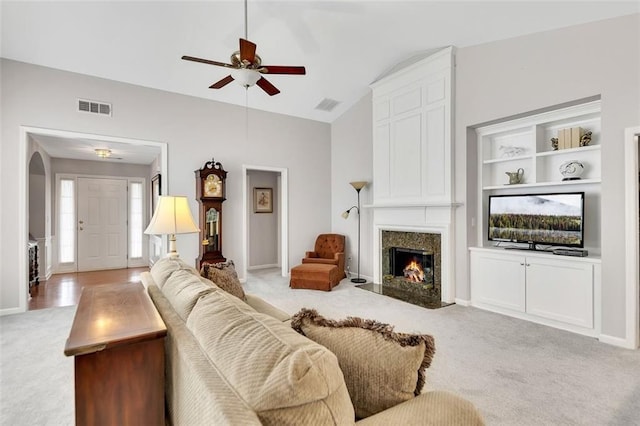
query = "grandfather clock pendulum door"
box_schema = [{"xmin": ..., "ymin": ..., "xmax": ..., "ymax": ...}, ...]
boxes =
[{"xmin": 195, "ymin": 158, "xmax": 227, "ymax": 268}]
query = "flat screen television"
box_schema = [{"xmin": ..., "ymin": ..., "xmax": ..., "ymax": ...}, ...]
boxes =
[{"xmin": 488, "ymin": 192, "xmax": 585, "ymax": 249}]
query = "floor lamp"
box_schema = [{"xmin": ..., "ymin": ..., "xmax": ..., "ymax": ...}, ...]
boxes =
[{"xmin": 342, "ymin": 181, "xmax": 368, "ymax": 283}]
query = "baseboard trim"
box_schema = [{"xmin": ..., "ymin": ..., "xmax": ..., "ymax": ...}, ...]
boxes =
[
  {"xmin": 599, "ymin": 333, "xmax": 638, "ymax": 349},
  {"xmin": 0, "ymin": 307, "xmax": 24, "ymax": 316},
  {"xmin": 247, "ymin": 264, "xmax": 279, "ymax": 271},
  {"xmin": 454, "ymin": 298, "xmax": 471, "ymax": 307}
]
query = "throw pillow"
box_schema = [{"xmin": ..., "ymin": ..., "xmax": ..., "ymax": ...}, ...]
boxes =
[
  {"xmin": 200, "ymin": 261, "xmax": 246, "ymax": 301},
  {"xmin": 291, "ymin": 308, "xmax": 436, "ymax": 419}
]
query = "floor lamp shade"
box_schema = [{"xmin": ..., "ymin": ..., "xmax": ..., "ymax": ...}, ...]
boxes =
[
  {"xmin": 344, "ymin": 181, "xmax": 368, "ymax": 283},
  {"xmin": 144, "ymin": 196, "xmax": 199, "ymax": 258}
]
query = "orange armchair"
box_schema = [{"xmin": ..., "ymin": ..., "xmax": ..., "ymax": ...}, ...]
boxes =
[{"xmin": 302, "ymin": 234, "xmax": 346, "ymax": 279}]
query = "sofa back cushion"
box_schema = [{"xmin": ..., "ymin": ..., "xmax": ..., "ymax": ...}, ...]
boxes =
[
  {"xmin": 150, "ymin": 257, "xmax": 199, "ymax": 289},
  {"xmin": 186, "ymin": 290, "xmax": 355, "ymax": 425},
  {"xmin": 162, "ymin": 269, "xmax": 216, "ymax": 321},
  {"xmin": 148, "ymin": 285, "xmax": 262, "ymax": 425}
]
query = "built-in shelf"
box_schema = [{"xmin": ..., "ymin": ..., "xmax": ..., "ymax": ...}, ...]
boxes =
[
  {"xmin": 471, "ymin": 100, "xmax": 603, "ymax": 339},
  {"xmin": 536, "ymin": 144, "xmax": 600, "ymax": 158},
  {"xmin": 363, "ymin": 202, "xmax": 463, "ymax": 209},
  {"xmin": 483, "ymin": 155, "xmax": 533, "ymax": 165},
  {"xmin": 482, "ymin": 178, "xmax": 601, "ymax": 191}
]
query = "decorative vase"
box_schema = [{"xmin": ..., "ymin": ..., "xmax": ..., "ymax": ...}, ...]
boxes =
[{"xmin": 559, "ymin": 160, "xmax": 585, "ymax": 181}]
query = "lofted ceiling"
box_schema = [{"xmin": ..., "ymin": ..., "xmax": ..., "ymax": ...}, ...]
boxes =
[{"xmin": 2, "ymin": 1, "xmax": 638, "ymax": 162}]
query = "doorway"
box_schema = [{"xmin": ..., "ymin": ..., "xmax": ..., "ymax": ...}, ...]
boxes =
[
  {"xmin": 624, "ymin": 125, "xmax": 640, "ymax": 349},
  {"xmin": 17, "ymin": 126, "xmax": 167, "ymax": 313},
  {"xmin": 242, "ymin": 165, "xmax": 288, "ymax": 280}
]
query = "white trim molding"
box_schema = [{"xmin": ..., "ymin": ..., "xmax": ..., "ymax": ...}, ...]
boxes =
[
  {"xmin": 242, "ymin": 165, "xmax": 289, "ymax": 281},
  {"xmin": 8, "ymin": 126, "xmax": 167, "ymax": 315},
  {"xmin": 623, "ymin": 125, "xmax": 640, "ymax": 349}
]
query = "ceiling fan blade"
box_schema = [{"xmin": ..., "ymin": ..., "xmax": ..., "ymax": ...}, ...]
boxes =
[
  {"xmin": 239, "ymin": 38, "xmax": 256, "ymax": 63},
  {"xmin": 182, "ymin": 55, "xmax": 236, "ymax": 69},
  {"xmin": 256, "ymin": 77, "xmax": 280, "ymax": 96},
  {"xmin": 209, "ymin": 75, "xmax": 235, "ymax": 89},
  {"xmin": 260, "ymin": 65, "xmax": 306, "ymax": 75}
]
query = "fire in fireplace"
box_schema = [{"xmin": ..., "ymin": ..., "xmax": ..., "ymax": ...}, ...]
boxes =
[{"xmin": 390, "ymin": 247, "xmax": 434, "ymax": 285}]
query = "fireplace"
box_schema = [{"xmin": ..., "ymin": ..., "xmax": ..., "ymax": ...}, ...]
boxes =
[{"xmin": 358, "ymin": 230, "xmax": 450, "ymax": 309}]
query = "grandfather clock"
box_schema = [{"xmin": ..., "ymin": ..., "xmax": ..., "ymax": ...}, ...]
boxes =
[{"xmin": 195, "ymin": 158, "xmax": 227, "ymax": 268}]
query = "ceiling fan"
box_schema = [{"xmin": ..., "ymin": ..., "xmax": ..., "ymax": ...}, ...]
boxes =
[{"xmin": 181, "ymin": 0, "xmax": 306, "ymax": 96}]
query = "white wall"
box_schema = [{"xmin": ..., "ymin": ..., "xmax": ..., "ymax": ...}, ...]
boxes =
[
  {"xmin": 0, "ymin": 59, "xmax": 331, "ymax": 312},
  {"xmin": 454, "ymin": 14, "xmax": 639, "ymax": 339},
  {"xmin": 331, "ymin": 93, "xmax": 373, "ymax": 279},
  {"xmin": 332, "ymin": 14, "xmax": 639, "ymax": 340},
  {"xmin": 248, "ymin": 170, "xmax": 278, "ymax": 267}
]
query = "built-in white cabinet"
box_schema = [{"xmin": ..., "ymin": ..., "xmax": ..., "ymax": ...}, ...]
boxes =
[{"xmin": 470, "ymin": 248, "xmax": 600, "ymax": 336}]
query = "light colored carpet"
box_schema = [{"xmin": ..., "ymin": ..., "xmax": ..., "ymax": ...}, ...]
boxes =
[
  {"xmin": 244, "ymin": 268, "xmax": 640, "ymax": 425},
  {"xmin": 0, "ymin": 305, "xmax": 75, "ymax": 425},
  {"xmin": 1, "ymin": 271, "xmax": 638, "ymax": 425}
]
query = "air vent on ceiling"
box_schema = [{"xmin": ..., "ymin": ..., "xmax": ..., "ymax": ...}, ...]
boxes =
[
  {"xmin": 315, "ymin": 98, "xmax": 341, "ymax": 112},
  {"xmin": 77, "ymin": 99, "xmax": 112, "ymax": 117}
]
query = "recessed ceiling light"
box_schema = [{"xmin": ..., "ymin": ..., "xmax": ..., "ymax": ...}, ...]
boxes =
[{"xmin": 95, "ymin": 148, "xmax": 112, "ymax": 158}]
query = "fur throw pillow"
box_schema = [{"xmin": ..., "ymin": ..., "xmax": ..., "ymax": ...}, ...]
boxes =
[{"xmin": 291, "ymin": 308, "xmax": 435, "ymax": 419}]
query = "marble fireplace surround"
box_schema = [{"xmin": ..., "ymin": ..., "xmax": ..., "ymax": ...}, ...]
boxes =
[{"xmin": 371, "ymin": 205, "xmax": 456, "ymax": 304}]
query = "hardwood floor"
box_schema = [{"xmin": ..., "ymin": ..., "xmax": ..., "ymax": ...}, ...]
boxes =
[{"xmin": 28, "ymin": 267, "xmax": 149, "ymax": 310}]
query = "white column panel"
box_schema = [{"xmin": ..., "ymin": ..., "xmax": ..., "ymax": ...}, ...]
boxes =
[
  {"xmin": 373, "ymin": 123, "xmax": 391, "ymax": 199},
  {"xmin": 391, "ymin": 113, "xmax": 422, "ymax": 199},
  {"xmin": 424, "ymin": 105, "xmax": 446, "ymax": 199}
]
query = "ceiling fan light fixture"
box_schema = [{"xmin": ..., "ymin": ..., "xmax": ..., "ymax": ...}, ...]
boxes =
[
  {"xmin": 232, "ymin": 68, "xmax": 261, "ymax": 88},
  {"xmin": 95, "ymin": 148, "xmax": 112, "ymax": 158}
]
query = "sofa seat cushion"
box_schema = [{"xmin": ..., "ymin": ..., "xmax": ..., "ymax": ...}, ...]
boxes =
[
  {"xmin": 291, "ymin": 308, "xmax": 436, "ymax": 419},
  {"xmin": 355, "ymin": 391, "xmax": 485, "ymax": 426},
  {"xmin": 150, "ymin": 257, "xmax": 200, "ymax": 289},
  {"xmin": 186, "ymin": 290, "xmax": 355, "ymax": 425}
]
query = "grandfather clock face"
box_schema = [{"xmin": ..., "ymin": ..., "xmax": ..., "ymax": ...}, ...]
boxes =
[{"xmin": 204, "ymin": 174, "xmax": 223, "ymax": 198}]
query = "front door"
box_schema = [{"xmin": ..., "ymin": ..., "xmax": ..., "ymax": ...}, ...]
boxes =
[{"xmin": 77, "ymin": 177, "xmax": 128, "ymax": 271}]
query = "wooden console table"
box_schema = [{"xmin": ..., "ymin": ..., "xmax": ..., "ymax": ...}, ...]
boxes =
[{"xmin": 65, "ymin": 282, "xmax": 167, "ymax": 425}]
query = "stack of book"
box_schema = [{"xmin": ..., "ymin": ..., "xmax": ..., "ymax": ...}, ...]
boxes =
[{"xmin": 557, "ymin": 127, "xmax": 585, "ymax": 149}]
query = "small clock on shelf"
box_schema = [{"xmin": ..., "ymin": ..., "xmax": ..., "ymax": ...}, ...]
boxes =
[{"xmin": 195, "ymin": 158, "xmax": 227, "ymax": 268}]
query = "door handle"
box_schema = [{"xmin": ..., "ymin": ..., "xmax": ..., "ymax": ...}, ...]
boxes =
[
  {"xmin": 79, "ymin": 220, "xmax": 84, "ymax": 224},
  {"xmin": 79, "ymin": 227, "xmax": 83, "ymax": 231}
]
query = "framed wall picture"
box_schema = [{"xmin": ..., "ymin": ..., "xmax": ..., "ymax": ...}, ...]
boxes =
[
  {"xmin": 254, "ymin": 187, "xmax": 273, "ymax": 213},
  {"xmin": 151, "ymin": 174, "xmax": 161, "ymax": 216}
]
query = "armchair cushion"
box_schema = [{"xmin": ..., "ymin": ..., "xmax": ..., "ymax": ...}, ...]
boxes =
[{"xmin": 291, "ymin": 308, "xmax": 436, "ymax": 420}]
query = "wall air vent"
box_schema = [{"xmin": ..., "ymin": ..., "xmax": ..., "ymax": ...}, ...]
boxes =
[
  {"xmin": 315, "ymin": 98, "xmax": 341, "ymax": 112},
  {"xmin": 77, "ymin": 99, "xmax": 112, "ymax": 117}
]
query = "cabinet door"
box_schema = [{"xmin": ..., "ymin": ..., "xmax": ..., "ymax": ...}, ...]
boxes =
[
  {"xmin": 471, "ymin": 251, "xmax": 526, "ymax": 312},
  {"xmin": 526, "ymin": 257, "xmax": 593, "ymax": 328}
]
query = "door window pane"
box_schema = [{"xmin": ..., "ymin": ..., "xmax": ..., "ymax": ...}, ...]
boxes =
[
  {"xmin": 130, "ymin": 182, "xmax": 143, "ymax": 258},
  {"xmin": 59, "ymin": 179, "xmax": 75, "ymax": 263}
]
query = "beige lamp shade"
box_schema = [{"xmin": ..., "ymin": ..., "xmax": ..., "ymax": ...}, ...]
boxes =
[
  {"xmin": 144, "ymin": 196, "xmax": 199, "ymax": 258},
  {"xmin": 349, "ymin": 181, "xmax": 368, "ymax": 191},
  {"xmin": 145, "ymin": 196, "xmax": 199, "ymax": 235}
]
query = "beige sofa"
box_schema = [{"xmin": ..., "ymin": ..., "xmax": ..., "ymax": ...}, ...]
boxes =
[{"xmin": 141, "ymin": 258, "xmax": 484, "ymax": 425}]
